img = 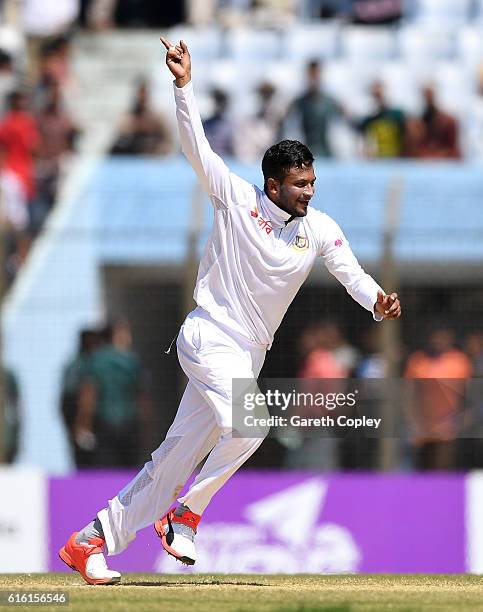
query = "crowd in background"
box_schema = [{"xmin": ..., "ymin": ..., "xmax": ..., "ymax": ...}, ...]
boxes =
[
  {"xmin": 75, "ymin": 1, "xmax": 483, "ymax": 29},
  {"xmin": 287, "ymin": 321, "xmax": 483, "ymax": 472},
  {"xmin": 7, "ymin": 318, "xmax": 481, "ymax": 472},
  {"xmin": 197, "ymin": 59, "xmax": 464, "ymax": 162},
  {"xmin": 108, "ymin": 56, "xmax": 470, "ymax": 162},
  {"xmin": 0, "ymin": 33, "xmax": 79, "ymax": 284}
]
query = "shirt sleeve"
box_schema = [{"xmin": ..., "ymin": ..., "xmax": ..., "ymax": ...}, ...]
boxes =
[
  {"xmin": 318, "ymin": 214, "xmax": 384, "ymax": 321},
  {"xmin": 173, "ymin": 81, "xmax": 253, "ymax": 209}
]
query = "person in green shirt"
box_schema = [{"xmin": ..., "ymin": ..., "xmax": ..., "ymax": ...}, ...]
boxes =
[
  {"xmin": 358, "ymin": 81, "xmax": 407, "ymax": 158},
  {"xmin": 285, "ymin": 60, "xmax": 341, "ymax": 158},
  {"xmin": 60, "ymin": 328, "xmax": 101, "ymax": 467},
  {"xmin": 74, "ymin": 319, "xmax": 151, "ymax": 467}
]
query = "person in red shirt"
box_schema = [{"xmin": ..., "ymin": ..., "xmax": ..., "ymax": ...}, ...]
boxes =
[
  {"xmin": 406, "ymin": 85, "xmax": 461, "ymax": 159},
  {"xmin": 405, "ymin": 325, "xmax": 472, "ymax": 470},
  {"xmin": 0, "ymin": 90, "xmax": 40, "ymax": 204},
  {"xmin": 33, "ymin": 79, "xmax": 79, "ymax": 232}
]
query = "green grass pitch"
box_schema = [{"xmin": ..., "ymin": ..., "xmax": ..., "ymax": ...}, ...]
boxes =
[{"xmin": 1, "ymin": 574, "xmax": 483, "ymax": 611}]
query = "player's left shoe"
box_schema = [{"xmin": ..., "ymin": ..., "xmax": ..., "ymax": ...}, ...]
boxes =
[{"xmin": 154, "ymin": 508, "xmax": 200, "ymax": 565}]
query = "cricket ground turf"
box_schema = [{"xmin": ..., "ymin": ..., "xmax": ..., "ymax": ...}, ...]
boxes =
[{"xmin": 1, "ymin": 574, "xmax": 483, "ymax": 611}]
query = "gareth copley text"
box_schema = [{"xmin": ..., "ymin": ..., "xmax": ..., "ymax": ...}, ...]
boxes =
[{"xmin": 244, "ymin": 414, "xmax": 382, "ymax": 429}]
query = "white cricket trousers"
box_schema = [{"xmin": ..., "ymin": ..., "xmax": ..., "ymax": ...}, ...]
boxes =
[{"xmin": 98, "ymin": 307, "xmax": 267, "ymax": 555}]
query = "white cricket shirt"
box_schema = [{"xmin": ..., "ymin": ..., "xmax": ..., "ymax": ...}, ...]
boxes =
[{"xmin": 174, "ymin": 81, "xmax": 383, "ymax": 349}]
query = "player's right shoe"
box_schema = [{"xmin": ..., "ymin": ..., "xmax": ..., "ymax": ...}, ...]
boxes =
[
  {"xmin": 154, "ymin": 508, "xmax": 200, "ymax": 565},
  {"xmin": 59, "ymin": 532, "xmax": 121, "ymax": 585}
]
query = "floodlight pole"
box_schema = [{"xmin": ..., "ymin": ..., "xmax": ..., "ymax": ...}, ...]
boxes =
[{"xmin": 379, "ymin": 175, "xmax": 403, "ymax": 471}]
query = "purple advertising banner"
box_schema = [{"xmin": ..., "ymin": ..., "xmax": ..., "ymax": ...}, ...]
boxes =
[{"xmin": 49, "ymin": 471, "xmax": 465, "ymax": 574}]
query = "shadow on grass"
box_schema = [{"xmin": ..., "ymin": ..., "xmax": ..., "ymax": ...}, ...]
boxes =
[
  {"xmin": 124, "ymin": 580, "xmax": 273, "ymax": 588},
  {"xmin": 243, "ymin": 605, "xmax": 353, "ymax": 612},
  {"xmin": 263, "ymin": 606, "xmax": 421, "ymax": 612}
]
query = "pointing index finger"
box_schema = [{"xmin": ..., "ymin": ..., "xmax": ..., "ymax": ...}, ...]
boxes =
[{"xmin": 160, "ymin": 36, "xmax": 173, "ymax": 50}]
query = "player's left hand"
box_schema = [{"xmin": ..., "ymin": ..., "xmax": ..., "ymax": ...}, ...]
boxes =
[{"xmin": 374, "ymin": 290, "xmax": 401, "ymax": 320}]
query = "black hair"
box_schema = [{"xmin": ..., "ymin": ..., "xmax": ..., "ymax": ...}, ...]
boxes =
[
  {"xmin": 307, "ymin": 59, "xmax": 321, "ymax": 71},
  {"xmin": 262, "ymin": 140, "xmax": 314, "ymax": 187},
  {"xmin": 79, "ymin": 329, "xmax": 100, "ymax": 354},
  {"xmin": 0, "ymin": 49, "xmax": 12, "ymax": 68},
  {"xmin": 99, "ymin": 317, "xmax": 130, "ymax": 343},
  {"xmin": 6, "ymin": 90, "xmax": 25, "ymax": 111}
]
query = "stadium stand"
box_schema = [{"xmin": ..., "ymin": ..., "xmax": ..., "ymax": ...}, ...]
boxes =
[{"xmin": 412, "ymin": 0, "xmax": 473, "ymax": 27}]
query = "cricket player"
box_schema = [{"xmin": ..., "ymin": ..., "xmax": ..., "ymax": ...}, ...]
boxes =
[{"xmin": 59, "ymin": 38, "xmax": 401, "ymax": 585}]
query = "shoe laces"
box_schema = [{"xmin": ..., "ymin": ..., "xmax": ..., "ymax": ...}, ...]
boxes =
[{"xmin": 172, "ymin": 521, "xmax": 195, "ymax": 542}]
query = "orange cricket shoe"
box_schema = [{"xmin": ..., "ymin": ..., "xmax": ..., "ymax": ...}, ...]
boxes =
[
  {"xmin": 154, "ymin": 508, "xmax": 200, "ymax": 565},
  {"xmin": 59, "ymin": 532, "xmax": 121, "ymax": 585}
]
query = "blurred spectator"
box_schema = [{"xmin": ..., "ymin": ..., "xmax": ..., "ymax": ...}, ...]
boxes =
[
  {"xmin": 113, "ymin": 0, "xmax": 183, "ymax": 27},
  {"xmin": 283, "ymin": 322, "xmax": 348, "ymax": 471},
  {"xmin": 460, "ymin": 331, "xmax": 483, "ymax": 468},
  {"xmin": 404, "ymin": 325, "xmax": 472, "ymax": 470},
  {"xmin": 349, "ymin": 327, "xmax": 387, "ymax": 470},
  {"xmin": 0, "ymin": 50, "xmax": 16, "ymax": 115},
  {"xmin": 3, "ymin": 367, "xmax": 21, "ymax": 464},
  {"xmin": 298, "ymin": 321, "xmax": 350, "ymax": 378},
  {"xmin": 0, "ymin": 139, "xmax": 29, "ymax": 233},
  {"xmin": 219, "ymin": 0, "xmax": 297, "ymax": 26},
  {"xmin": 31, "ymin": 37, "xmax": 77, "ymax": 116},
  {"xmin": 74, "ymin": 319, "xmax": 152, "ymax": 467},
  {"xmin": 32, "ymin": 78, "xmax": 79, "ymax": 233},
  {"xmin": 202, "ymin": 88, "xmax": 235, "ymax": 158},
  {"xmin": 0, "ymin": 139, "xmax": 30, "ymax": 284},
  {"xmin": 285, "ymin": 60, "xmax": 340, "ymax": 158},
  {"xmin": 80, "ymin": 0, "xmax": 118, "ymax": 30},
  {"xmin": 406, "ymin": 85, "xmax": 461, "ymax": 159},
  {"xmin": 355, "ymin": 326, "xmax": 385, "ymax": 379},
  {"xmin": 251, "ymin": 0, "xmax": 298, "ymax": 26},
  {"xmin": 110, "ymin": 80, "xmax": 173, "ymax": 156},
  {"xmin": 322, "ymin": 321, "xmax": 360, "ymax": 373},
  {"xmin": 186, "ymin": 0, "xmax": 217, "ymax": 25},
  {"xmin": 60, "ymin": 328, "xmax": 102, "ymax": 467},
  {"xmin": 466, "ymin": 66, "xmax": 483, "ymax": 160},
  {"xmin": 0, "ymin": 90, "xmax": 40, "ymax": 207},
  {"xmin": 21, "ymin": 0, "xmax": 79, "ymax": 84},
  {"xmin": 464, "ymin": 331, "xmax": 483, "ymax": 377},
  {"xmin": 350, "ymin": 0, "xmax": 403, "ymax": 24},
  {"xmin": 357, "ymin": 81, "xmax": 407, "ymax": 158},
  {"xmin": 37, "ymin": 37, "xmax": 73, "ymax": 93},
  {"xmin": 234, "ymin": 81, "xmax": 284, "ymax": 163},
  {"xmin": 300, "ymin": 0, "xmax": 347, "ymax": 19}
]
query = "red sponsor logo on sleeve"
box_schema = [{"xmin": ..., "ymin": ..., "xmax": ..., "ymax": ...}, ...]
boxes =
[{"xmin": 334, "ymin": 238, "xmax": 343, "ymax": 247}]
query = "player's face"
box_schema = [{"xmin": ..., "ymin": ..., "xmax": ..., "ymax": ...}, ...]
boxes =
[{"xmin": 273, "ymin": 165, "xmax": 316, "ymax": 217}]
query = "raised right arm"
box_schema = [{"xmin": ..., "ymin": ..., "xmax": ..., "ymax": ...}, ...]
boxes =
[{"xmin": 161, "ymin": 37, "xmax": 251, "ymax": 207}]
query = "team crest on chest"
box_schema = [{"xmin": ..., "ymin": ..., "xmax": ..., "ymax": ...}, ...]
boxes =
[{"xmin": 292, "ymin": 234, "xmax": 309, "ymax": 252}]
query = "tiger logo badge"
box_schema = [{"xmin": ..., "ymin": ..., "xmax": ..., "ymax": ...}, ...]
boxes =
[{"xmin": 292, "ymin": 235, "xmax": 309, "ymax": 252}]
